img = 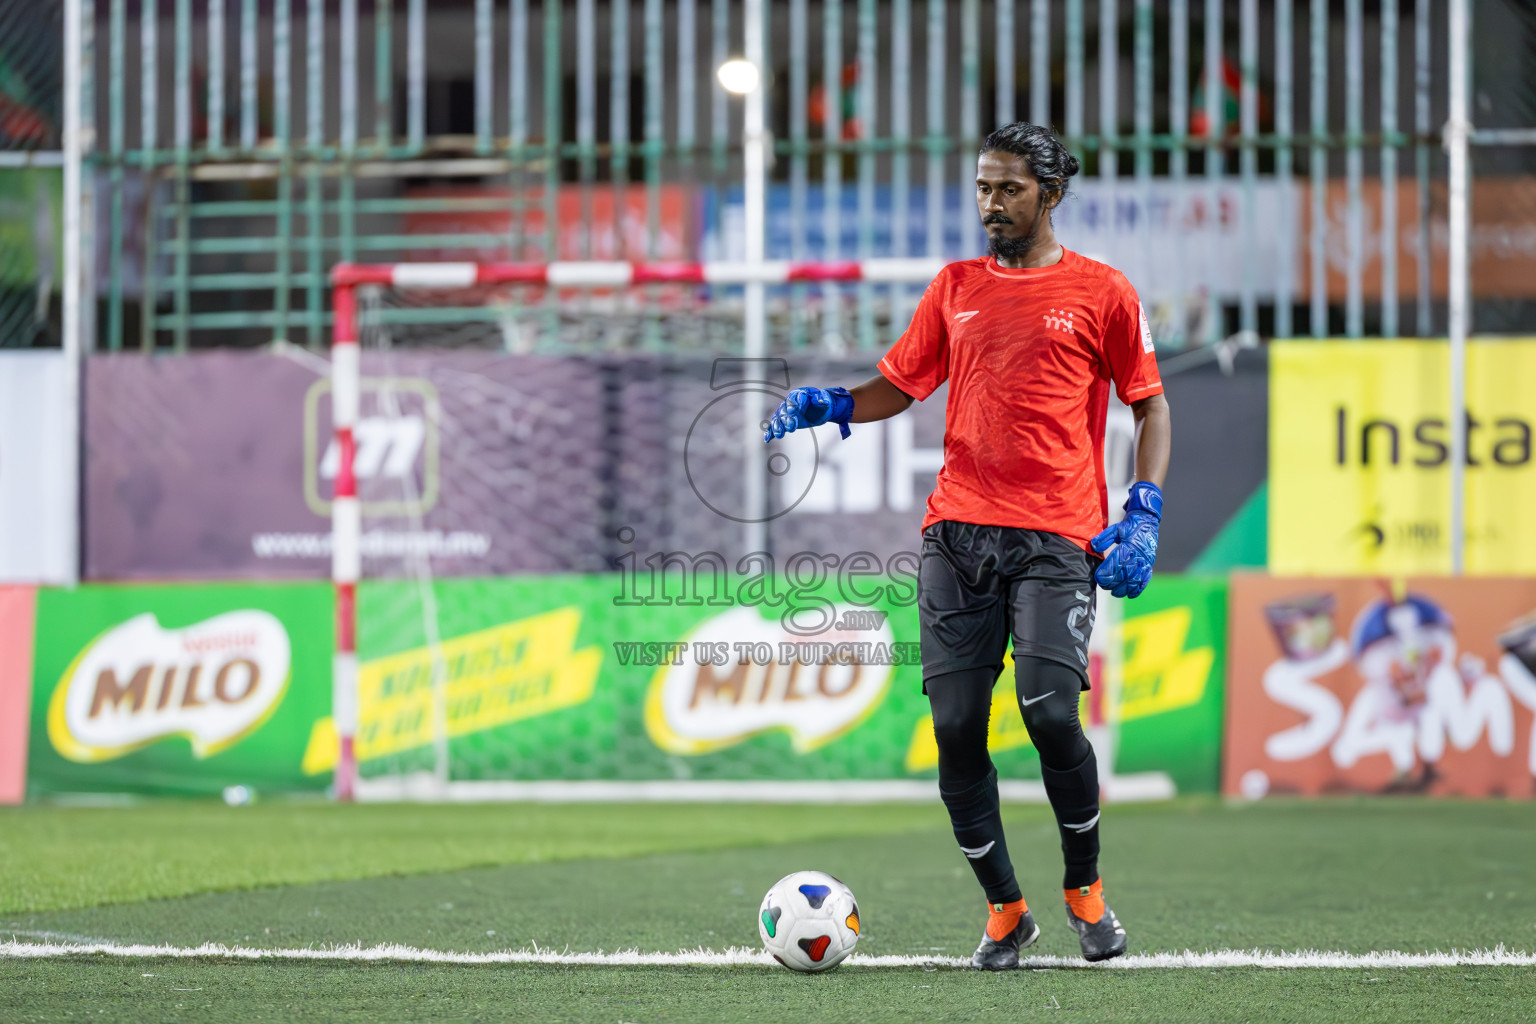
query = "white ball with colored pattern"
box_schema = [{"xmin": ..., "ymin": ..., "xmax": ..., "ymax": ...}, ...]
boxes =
[{"xmin": 757, "ymin": 870, "xmax": 861, "ymax": 972}]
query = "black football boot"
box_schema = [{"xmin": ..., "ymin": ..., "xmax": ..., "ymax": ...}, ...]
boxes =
[
  {"xmin": 1064, "ymin": 901, "xmax": 1127, "ymax": 962},
  {"xmin": 970, "ymin": 908, "xmax": 1040, "ymax": 971}
]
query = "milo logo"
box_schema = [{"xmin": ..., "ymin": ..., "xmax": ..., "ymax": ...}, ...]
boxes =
[
  {"xmin": 48, "ymin": 611, "xmax": 291, "ymax": 762},
  {"xmin": 644, "ymin": 606, "xmax": 894, "ymax": 755}
]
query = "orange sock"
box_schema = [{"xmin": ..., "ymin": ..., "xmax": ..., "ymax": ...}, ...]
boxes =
[
  {"xmin": 985, "ymin": 898, "xmax": 1030, "ymax": 941},
  {"xmin": 1064, "ymin": 879, "xmax": 1105, "ymax": 924}
]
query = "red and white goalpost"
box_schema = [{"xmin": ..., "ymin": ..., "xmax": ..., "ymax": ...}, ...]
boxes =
[
  {"xmin": 329, "ymin": 276, "xmax": 362, "ymax": 801},
  {"xmin": 325, "ymin": 257, "xmax": 1159, "ymax": 803},
  {"xmin": 327, "ymin": 258, "xmax": 944, "ymax": 800},
  {"xmin": 331, "ymin": 257, "xmax": 947, "ymax": 293}
]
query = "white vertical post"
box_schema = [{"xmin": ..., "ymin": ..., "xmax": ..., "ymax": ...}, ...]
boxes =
[
  {"xmin": 1344, "ymin": 0, "xmax": 1364, "ymax": 338},
  {"xmin": 240, "ymin": 0, "xmax": 256, "ymax": 148},
  {"xmin": 62, "ymin": 0, "xmax": 85, "ymax": 586},
  {"xmin": 1309, "ymin": 0, "xmax": 1327, "ymax": 339},
  {"xmin": 407, "ymin": 0, "xmax": 425, "ymax": 150},
  {"xmin": 995, "ymin": 0, "xmax": 1014, "ymax": 125},
  {"xmin": 209, "ymin": 0, "xmax": 226, "ymax": 152},
  {"xmin": 1380, "ymin": 0, "xmax": 1398, "ymax": 339},
  {"xmin": 1029, "ymin": 0, "xmax": 1049, "ymax": 127},
  {"xmin": 1202, "ymin": 0, "xmax": 1222, "ymax": 345},
  {"xmin": 1446, "ymin": 0, "xmax": 1470, "ymax": 576},
  {"xmin": 475, "ymin": 0, "xmax": 493, "ymax": 153},
  {"xmin": 1238, "ymin": 0, "xmax": 1257, "ymax": 336},
  {"xmin": 925, "ymin": 0, "xmax": 946, "ymax": 259},
  {"xmin": 742, "ymin": 0, "xmax": 768, "ymax": 556}
]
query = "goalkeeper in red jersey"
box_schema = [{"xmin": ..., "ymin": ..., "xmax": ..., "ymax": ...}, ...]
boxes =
[{"xmin": 764, "ymin": 122, "xmax": 1171, "ymax": 969}]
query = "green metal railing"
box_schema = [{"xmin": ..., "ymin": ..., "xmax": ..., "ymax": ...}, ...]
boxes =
[{"xmin": 72, "ymin": 0, "xmax": 1496, "ymax": 354}]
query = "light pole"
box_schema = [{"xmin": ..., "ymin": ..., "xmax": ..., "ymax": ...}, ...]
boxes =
[{"xmin": 719, "ymin": 0, "xmax": 768, "ymax": 557}]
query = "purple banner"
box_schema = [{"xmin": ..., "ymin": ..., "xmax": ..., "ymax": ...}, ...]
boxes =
[
  {"xmin": 83, "ymin": 352, "xmax": 952, "ymax": 580},
  {"xmin": 85, "ymin": 349, "xmax": 1260, "ymax": 581}
]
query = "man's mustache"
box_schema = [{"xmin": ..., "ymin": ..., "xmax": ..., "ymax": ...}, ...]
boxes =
[{"xmin": 983, "ymin": 213, "xmax": 1013, "ymax": 225}]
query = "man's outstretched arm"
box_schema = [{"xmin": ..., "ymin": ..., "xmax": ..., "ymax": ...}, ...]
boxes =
[
  {"xmin": 850, "ymin": 373, "xmax": 916, "ymax": 422},
  {"xmin": 763, "ymin": 372, "xmax": 915, "ymax": 441}
]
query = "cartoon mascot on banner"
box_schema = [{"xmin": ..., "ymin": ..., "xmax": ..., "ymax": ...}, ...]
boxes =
[
  {"xmin": 1330, "ymin": 593, "xmax": 1512, "ymax": 790},
  {"xmin": 1262, "ymin": 587, "xmax": 1536, "ymax": 794}
]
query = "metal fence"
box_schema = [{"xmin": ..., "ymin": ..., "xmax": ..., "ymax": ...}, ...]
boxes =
[
  {"xmin": 0, "ymin": 0, "xmax": 64, "ymax": 348},
  {"xmin": 24, "ymin": 0, "xmax": 1536, "ymax": 353}
]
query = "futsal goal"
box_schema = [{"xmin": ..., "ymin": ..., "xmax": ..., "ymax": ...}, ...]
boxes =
[{"xmin": 323, "ymin": 259, "xmax": 1166, "ymax": 804}]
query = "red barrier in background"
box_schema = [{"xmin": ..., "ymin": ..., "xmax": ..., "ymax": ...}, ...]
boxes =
[{"xmin": 0, "ymin": 586, "xmax": 36, "ymax": 803}]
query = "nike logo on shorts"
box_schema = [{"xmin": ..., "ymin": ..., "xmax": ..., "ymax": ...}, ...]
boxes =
[
  {"xmin": 960, "ymin": 841, "xmax": 996, "ymax": 859},
  {"xmin": 1019, "ymin": 690, "xmax": 1056, "ymax": 708}
]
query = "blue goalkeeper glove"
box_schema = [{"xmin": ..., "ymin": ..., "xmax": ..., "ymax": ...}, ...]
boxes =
[
  {"xmin": 763, "ymin": 386, "xmax": 855, "ymax": 442},
  {"xmin": 1090, "ymin": 481, "xmax": 1162, "ymax": 598}
]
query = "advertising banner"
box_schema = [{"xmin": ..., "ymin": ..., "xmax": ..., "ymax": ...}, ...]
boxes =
[
  {"xmin": 85, "ymin": 351, "xmax": 625, "ymax": 580},
  {"xmin": 704, "ymin": 180, "xmax": 1295, "ymax": 312},
  {"xmin": 87, "ymin": 349, "xmax": 1257, "ymax": 580},
  {"xmin": 297, "ymin": 573, "xmax": 1225, "ymax": 795},
  {"xmin": 21, "ymin": 573, "xmax": 1223, "ymax": 796},
  {"xmin": 25, "ymin": 583, "xmax": 333, "ymax": 797},
  {"xmin": 0, "ymin": 351, "xmax": 74, "ymax": 583},
  {"xmin": 83, "ymin": 352, "xmax": 956, "ymax": 579},
  {"xmin": 1268, "ymin": 340, "xmax": 1536, "ymax": 576},
  {"xmin": 1301, "ymin": 177, "xmax": 1536, "ymax": 302},
  {"xmin": 1225, "ymin": 575, "xmax": 1536, "ymax": 799},
  {"xmin": 1158, "ymin": 350, "xmax": 1267, "ymax": 572}
]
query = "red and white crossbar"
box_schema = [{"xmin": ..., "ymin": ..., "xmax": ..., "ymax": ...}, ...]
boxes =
[
  {"xmin": 326, "ymin": 258, "xmax": 943, "ymax": 800},
  {"xmin": 332, "ymin": 257, "xmax": 946, "ymax": 290}
]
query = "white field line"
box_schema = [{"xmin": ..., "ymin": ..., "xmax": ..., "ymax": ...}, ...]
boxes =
[
  {"xmin": 3, "ymin": 940, "xmax": 1534, "ymax": 970},
  {"xmin": 351, "ymin": 775, "xmax": 1178, "ymax": 804}
]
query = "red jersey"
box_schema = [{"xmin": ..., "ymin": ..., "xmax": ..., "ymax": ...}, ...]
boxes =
[{"xmin": 877, "ymin": 248, "xmax": 1164, "ymax": 552}]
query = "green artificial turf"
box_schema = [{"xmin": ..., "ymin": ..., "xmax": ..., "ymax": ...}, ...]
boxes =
[
  {"xmin": 3, "ymin": 961, "xmax": 1531, "ymax": 1024},
  {"xmin": 0, "ymin": 800, "xmax": 949, "ymax": 914},
  {"xmin": 4, "ymin": 799, "xmax": 1536, "ymax": 1022}
]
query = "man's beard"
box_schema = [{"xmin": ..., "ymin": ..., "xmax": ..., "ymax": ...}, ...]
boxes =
[
  {"xmin": 986, "ymin": 225, "xmax": 1042, "ymax": 261},
  {"xmin": 984, "ymin": 199, "xmax": 1046, "ymax": 261}
]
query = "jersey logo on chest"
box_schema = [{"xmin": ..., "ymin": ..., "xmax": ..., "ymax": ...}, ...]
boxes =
[{"xmin": 1042, "ymin": 308, "xmax": 1077, "ymax": 335}]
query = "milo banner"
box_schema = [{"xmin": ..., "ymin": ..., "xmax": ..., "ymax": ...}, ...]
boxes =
[
  {"xmin": 25, "ymin": 583, "xmax": 333, "ymax": 797},
  {"xmin": 303, "ymin": 572, "xmax": 1226, "ymax": 793},
  {"xmin": 23, "ymin": 575, "xmax": 1224, "ymax": 796},
  {"xmin": 1225, "ymin": 575, "xmax": 1536, "ymax": 799},
  {"xmin": 1268, "ymin": 339, "xmax": 1536, "ymax": 575}
]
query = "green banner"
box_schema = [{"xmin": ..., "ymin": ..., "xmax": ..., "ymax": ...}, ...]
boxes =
[
  {"xmin": 26, "ymin": 575, "xmax": 1226, "ymax": 796},
  {"xmin": 1108, "ymin": 575, "xmax": 1228, "ymax": 793},
  {"xmin": 27, "ymin": 583, "xmax": 333, "ymax": 797},
  {"xmin": 316, "ymin": 573, "xmax": 1227, "ymax": 794}
]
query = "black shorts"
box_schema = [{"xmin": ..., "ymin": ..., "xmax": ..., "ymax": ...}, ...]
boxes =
[{"xmin": 917, "ymin": 520, "xmax": 1098, "ymax": 690}]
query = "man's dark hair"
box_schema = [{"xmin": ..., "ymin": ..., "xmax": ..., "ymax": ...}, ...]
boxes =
[{"xmin": 979, "ymin": 121, "xmax": 1081, "ymax": 206}]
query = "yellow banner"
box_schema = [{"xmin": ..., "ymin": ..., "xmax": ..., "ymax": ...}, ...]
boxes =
[
  {"xmin": 1269, "ymin": 340, "xmax": 1536, "ymax": 576},
  {"xmin": 303, "ymin": 607, "xmax": 600, "ymax": 774}
]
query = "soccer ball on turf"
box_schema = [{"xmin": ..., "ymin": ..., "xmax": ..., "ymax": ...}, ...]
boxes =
[{"xmin": 758, "ymin": 870, "xmax": 861, "ymax": 972}]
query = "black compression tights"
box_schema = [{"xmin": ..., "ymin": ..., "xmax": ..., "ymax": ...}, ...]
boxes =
[{"xmin": 928, "ymin": 656, "xmax": 1102, "ymax": 892}]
